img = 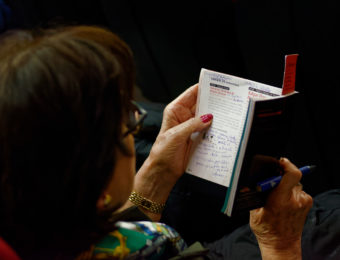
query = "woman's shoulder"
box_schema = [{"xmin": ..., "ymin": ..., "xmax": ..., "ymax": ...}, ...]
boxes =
[{"xmin": 77, "ymin": 221, "xmax": 187, "ymax": 260}]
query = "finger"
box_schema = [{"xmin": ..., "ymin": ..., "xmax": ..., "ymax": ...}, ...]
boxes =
[
  {"xmin": 249, "ymin": 207, "xmax": 263, "ymax": 222},
  {"xmin": 300, "ymin": 191, "xmax": 313, "ymax": 210},
  {"xmin": 167, "ymin": 114, "xmax": 213, "ymax": 143},
  {"xmin": 169, "ymin": 84, "xmax": 199, "ymax": 110},
  {"xmin": 160, "ymin": 84, "xmax": 199, "ymax": 133},
  {"xmin": 294, "ymin": 189, "xmax": 313, "ymax": 210},
  {"xmin": 190, "ymin": 103, "xmax": 197, "ymax": 115},
  {"xmin": 276, "ymin": 158, "xmax": 302, "ymax": 196},
  {"xmin": 294, "ymin": 182, "xmax": 303, "ymax": 191}
]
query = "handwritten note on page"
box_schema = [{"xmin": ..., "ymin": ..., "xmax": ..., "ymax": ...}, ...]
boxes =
[{"xmin": 186, "ymin": 69, "xmax": 281, "ymax": 187}]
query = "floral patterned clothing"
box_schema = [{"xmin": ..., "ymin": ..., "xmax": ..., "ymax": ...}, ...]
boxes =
[{"xmin": 77, "ymin": 221, "xmax": 187, "ymax": 260}]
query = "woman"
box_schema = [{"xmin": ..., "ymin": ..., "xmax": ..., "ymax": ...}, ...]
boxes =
[{"xmin": 0, "ymin": 25, "xmax": 312, "ymax": 259}]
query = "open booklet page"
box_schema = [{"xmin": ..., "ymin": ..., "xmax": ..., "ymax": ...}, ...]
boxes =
[{"xmin": 186, "ymin": 69, "xmax": 282, "ymax": 187}]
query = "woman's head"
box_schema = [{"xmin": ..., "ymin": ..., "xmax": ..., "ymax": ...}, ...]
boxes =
[{"xmin": 0, "ymin": 26, "xmax": 136, "ymax": 254}]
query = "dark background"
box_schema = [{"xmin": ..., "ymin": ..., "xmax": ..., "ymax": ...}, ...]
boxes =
[{"xmin": 1, "ymin": 0, "xmax": 340, "ymax": 241}]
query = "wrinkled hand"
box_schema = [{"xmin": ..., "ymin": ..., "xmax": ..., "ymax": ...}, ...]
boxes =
[
  {"xmin": 147, "ymin": 84, "xmax": 212, "ymax": 182},
  {"xmin": 132, "ymin": 84, "xmax": 212, "ymax": 220},
  {"xmin": 250, "ymin": 158, "xmax": 313, "ymax": 259}
]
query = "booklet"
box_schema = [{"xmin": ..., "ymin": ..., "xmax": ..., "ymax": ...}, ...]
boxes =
[{"xmin": 186, "ymin": 54, "xmax": 298, "ymax": 216}]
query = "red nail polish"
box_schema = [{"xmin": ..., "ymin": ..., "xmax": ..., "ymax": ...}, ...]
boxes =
[{"xmin": 200, "ymin": 114, "xmax": 213, "ymax": 123}]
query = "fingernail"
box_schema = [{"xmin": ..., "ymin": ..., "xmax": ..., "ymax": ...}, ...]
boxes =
[{"xmin": 200, "ymin": 114, "xmax": 213, "ymax": 123}]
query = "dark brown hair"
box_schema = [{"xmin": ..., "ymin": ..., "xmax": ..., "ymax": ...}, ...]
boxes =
[{"xmin": 0, "ymin": 25, "xmax": 135, "ymax": 258}]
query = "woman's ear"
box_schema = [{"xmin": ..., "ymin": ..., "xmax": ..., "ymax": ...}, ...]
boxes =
[{"xmin": 96, "ymin": 193, "xmax": 112, "ymax": 211}]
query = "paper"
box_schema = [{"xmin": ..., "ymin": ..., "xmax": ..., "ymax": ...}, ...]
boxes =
[{"xmin": 186, "ymin": 69, "xmax": 281, "ymax": 187}]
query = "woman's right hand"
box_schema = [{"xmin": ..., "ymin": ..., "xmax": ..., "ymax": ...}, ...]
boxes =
[
  {"xmin": 128, "ymin": 84, "xmax": 212, "ymax": 220},
  {"xmin": 250, "ymin": 158, "xmax": 313, "ymax": 260}
]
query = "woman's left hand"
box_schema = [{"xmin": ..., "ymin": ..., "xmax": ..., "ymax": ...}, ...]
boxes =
[{"xmin": 131, "ymin": 84, "xmax": 213, "ymax": 220}]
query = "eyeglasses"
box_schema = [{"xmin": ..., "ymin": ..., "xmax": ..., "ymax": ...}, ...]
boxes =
[{"xmin": 123, "ymin": 101, "xmax": 147, "ymax": 137}]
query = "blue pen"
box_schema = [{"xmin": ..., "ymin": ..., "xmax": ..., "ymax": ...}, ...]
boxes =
[{"xmin": 257, "ymin": 165, "xmax": 316, "ymax": 192}]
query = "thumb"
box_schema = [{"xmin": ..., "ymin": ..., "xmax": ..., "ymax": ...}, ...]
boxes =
[
  {"xmin": 168, "ymin": 113, "xmax": 213, "ymax": 142},
  {"xmin": 276, "ymin": 158, "xmax": 302, "ymax": 197}
]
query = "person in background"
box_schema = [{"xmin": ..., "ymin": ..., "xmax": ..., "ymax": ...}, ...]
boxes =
[{"xmin": 0, "ymin": 25, "xmax": 312, "ymax": 259}]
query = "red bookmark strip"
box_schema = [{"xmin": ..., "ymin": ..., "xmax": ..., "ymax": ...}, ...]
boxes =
[{"xmin": 282, "ymin": 54, "xmax": 298, "ymax": 95}]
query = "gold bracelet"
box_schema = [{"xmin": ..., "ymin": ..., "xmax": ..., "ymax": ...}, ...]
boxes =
[{"xmin": 128, "ymin": 191, "xmax": 165, "ymax": 214}]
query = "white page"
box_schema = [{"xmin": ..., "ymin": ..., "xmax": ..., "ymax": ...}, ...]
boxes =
[{"xmin": 186, "ymin": 69, "xmax": 281, "ymax": 187}]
